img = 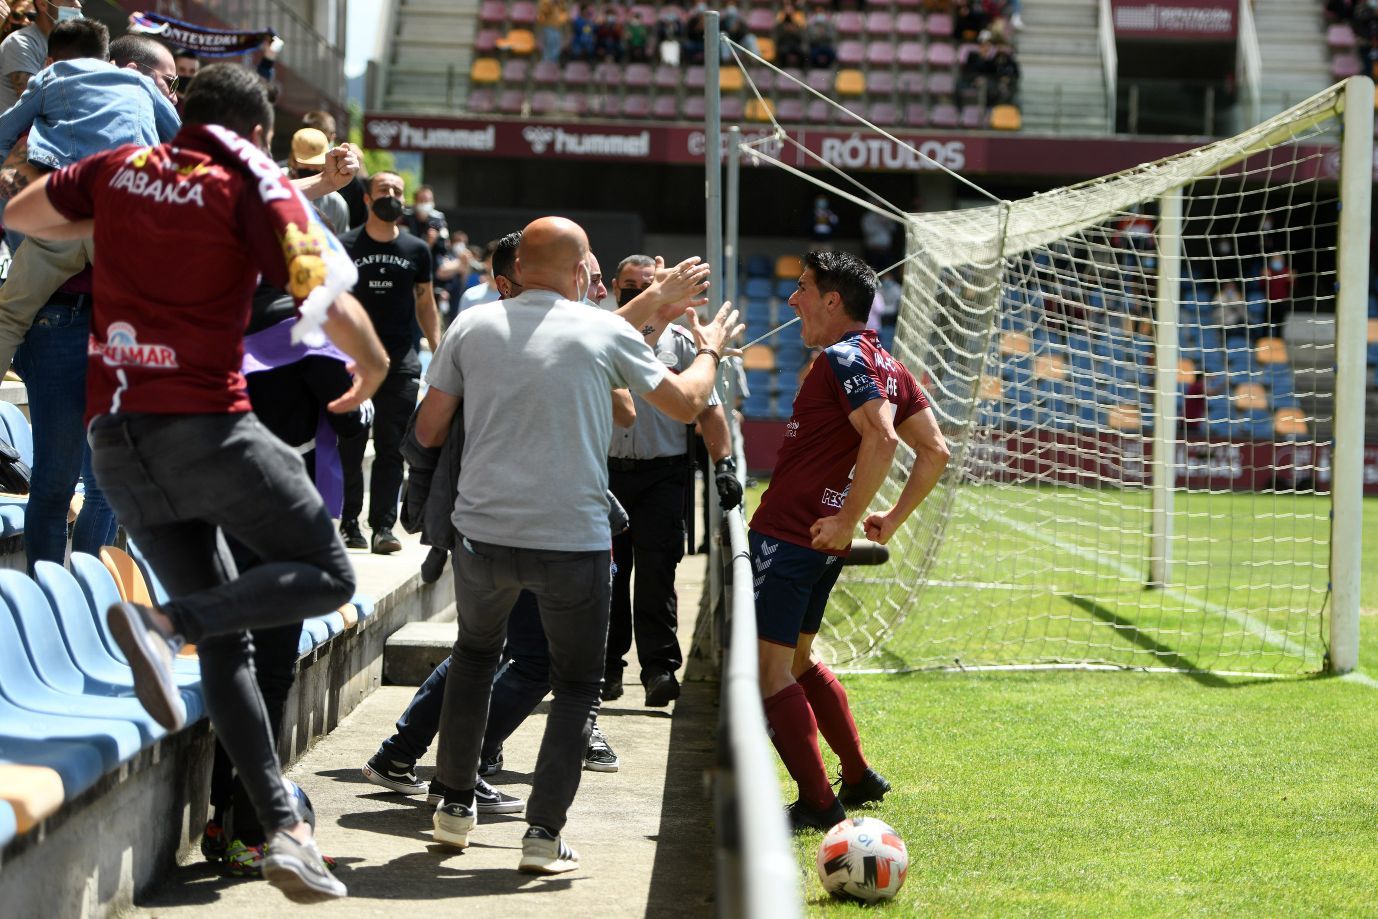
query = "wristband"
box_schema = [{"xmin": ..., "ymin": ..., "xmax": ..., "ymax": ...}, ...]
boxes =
[
  {"xmin": 714, "ymin": 457, "xmax": 736, "ymax": 474},
  {"xmin": 696, "ymin": 347, "xmax": 722, "ymax": 365}
]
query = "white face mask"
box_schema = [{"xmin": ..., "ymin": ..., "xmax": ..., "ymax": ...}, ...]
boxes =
[
  {"xmin": 574, "ymin": 263, "xmax": 591, "ymax": 304},
  {"xmin": 414, "ymin": 202, "xmax": 432, "ymax": 221},
  {"xmin": 55, "ymin": 5, "xmax": 82, "ymax": 22},
  {"xmin": 1270, "ymin": 259, "xmax": 1284, "ymax": 271}
]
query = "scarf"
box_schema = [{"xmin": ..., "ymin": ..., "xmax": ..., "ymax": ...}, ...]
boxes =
[
  {"xmin": 127, "ymin": 12, "xmax": 276, "ymax": 58},
  {"xmin": 200, "ymin": 123, "xmax": 357, "ymax": 347}
]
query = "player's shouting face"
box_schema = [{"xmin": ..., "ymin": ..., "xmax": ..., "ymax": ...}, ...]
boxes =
[{"xmin": 787, "ymin": 268, "xmax": 841, "ymax": 349}]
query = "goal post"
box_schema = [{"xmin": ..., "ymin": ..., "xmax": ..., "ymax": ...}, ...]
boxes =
[{"xmin": 813, "ymin": 78, "xmax": 1374, "ymax": 676}]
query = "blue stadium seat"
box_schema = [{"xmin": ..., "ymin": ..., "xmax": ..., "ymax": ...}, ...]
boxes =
[
  {"xmin": 744, "ymin": 298, "xmax": 772, "ymax": 324},
  {"xmin": 313, "ymin": 611, "xmax": 345, "ymax": 637},
  {"xmin": 746, "ymin": 255, "xmax": 773, "ymax": 278},
  {"xmin": 126, "ymin": 541, "xmax": 171, "ymax": 606},
  {"xmin": 0, "ymin": 684, "xmax": 143, "ymax": 772},
  {"xmin": 775, "ymin": 279, "xmax": 797, "ymax": 301},
  {"xmin": 351, "ymin": 595, "xmax": 374, "ymax": 621},
  {"xmin": 744, "ymin": 277, "xmax": 773, "ymax": 301},
  {"xmin": 297, "ymin": 629, "xmax": 315, "ymax": 656},
  {"xmin": 301, "ymin": 617, "xmax": 330, "ymax": 648},
  {"xmin": 0, "ymin": 800, "xmax": 14, "ymax": 847},
  {"xmin": 0, "ymin": 589, "xmax": 167, "ymax": 744},
  {"xmin": 66, "ymin": 553, "xmax": 197, "ymax": 678},
  {"xmin": 0, "ymin": 401, "xmax": 33, "ymax": 470},
  {"xmin": 0, "ymin": 736, "xmax": 106, "ymax": 804},
  {"xmin": 774, "ymin": 346, "xmax": 807, "ymax": 372},
  {"xmin": 31, "ymin": 562, "xmax": 203, "ymax": 719}
]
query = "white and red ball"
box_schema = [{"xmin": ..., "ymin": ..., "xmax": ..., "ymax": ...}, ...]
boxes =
[{"xmin": 815, "ymin": 816, "xmax": 908, "ymax": 903}]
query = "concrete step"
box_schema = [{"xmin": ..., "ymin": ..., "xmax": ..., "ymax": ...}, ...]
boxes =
[{"xmin": 383, "ymin": 619, "xmax": 457, "ymax": 685}]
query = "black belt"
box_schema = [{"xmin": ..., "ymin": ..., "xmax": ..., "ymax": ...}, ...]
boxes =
[
  {"xmin": 47, "ymin": 290, "xmax": 92, "ymax": 310},
  {"xmin": 608, "ymin": 453, "xmax": 688, "ymax": 472}
]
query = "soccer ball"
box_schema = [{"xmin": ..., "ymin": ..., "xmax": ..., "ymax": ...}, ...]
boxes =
[{"xmin": 815, "ymin": 816, "xmax": 908, "ymax": 903}]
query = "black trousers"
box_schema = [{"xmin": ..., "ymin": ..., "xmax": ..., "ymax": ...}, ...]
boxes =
[
  {"xmin": 339, "ymin": 369, "xmax": 419, "ymax": 530},
  {"xmin": 606, "ymin": 462, "xmax": 687, "ymax": 683}
]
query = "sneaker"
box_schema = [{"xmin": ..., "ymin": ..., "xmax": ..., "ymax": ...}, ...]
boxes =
[
  {"xmin": 475, "ymin": 778, "xmax": 524, "ymax": 814},
  {"xmin": 478, "ymin": 748, "xmax": 504, "ymax": 777},
  {"xmin": 371, "ymin": 527, "xmax": 402, "ymax": 555},
  {"xmin": 786, "ymin": 797, "xmax": 847, "ymax": 834},
  {"xmin": 340, "ymin": 518, "xmax": 367, "ymax": 550},
  {"xmin": 518, "ymin": 825, "xmax": 580, "ymax": 875},
  {"xmin": 836, "ymin": 767, "xmax": 892, "ymax": 809},
  {"xmin": 644, "ymin": 671, "xmax": 681, "ymax": 707},
  {"xmin": 106, "ymin": 601, "xmax": 186, "ymax": 731},
  {"xmin": 433, "ymin": 799, "xmax": 477, "ymax": 849},
  {"xmin": 200, "ymin": 819, "xmax": 228, "ymax": 863},
  {"xmin": 601, "ymin": 671, "xmax": 624, "ymax": 701},
  {"xmin": 262, "ymin": 830, "xmax": 347, "ymax": 902},
  {"xmin": 224, "ymin": 839, "xmax": 264, "ymax": 877},
  {"xmin": 584, "ymin": 726, "xmax": 620, "ymax": 773},
  {"xmin": 363, "ymin": 751, "xmax": 425, "ymax": 795}
]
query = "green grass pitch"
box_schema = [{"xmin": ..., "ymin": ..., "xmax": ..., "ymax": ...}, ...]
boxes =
[{"xmin": 741, "ymin": 481, "xmax": 1378, "ymax": 916}]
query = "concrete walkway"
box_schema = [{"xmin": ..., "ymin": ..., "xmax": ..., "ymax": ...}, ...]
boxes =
[{"xmin": 130, "ymin": 553, "xmax": 718, "ymax": 918}]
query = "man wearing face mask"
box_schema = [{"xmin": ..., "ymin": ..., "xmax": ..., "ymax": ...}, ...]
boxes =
[
  {"xmin": 337, "ymin": 172, "xmax": 441, "ymax": 554},
  {"xmin": 0, "ymin": 0, "xmax": 83, "ymax": 112},
  {"xmin": 403, "ymin": 183, "xmax": 448, "ymax": 262},
  {"xmin": 603, "ymin": 254, "xmax": 740, "ymax": 709}
]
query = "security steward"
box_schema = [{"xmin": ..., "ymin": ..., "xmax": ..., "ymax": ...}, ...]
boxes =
[{"xmin": 604, "ymin": 254, "xmax": 742, "ymax": 707}]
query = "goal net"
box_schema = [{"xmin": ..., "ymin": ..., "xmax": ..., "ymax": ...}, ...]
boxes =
[{"xmin": 819, "ymin": 83, "xmax": 1372, "ymax": 674}]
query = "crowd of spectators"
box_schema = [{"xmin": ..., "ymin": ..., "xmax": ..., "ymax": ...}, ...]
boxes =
[{"xmin": 1325, "ymin": 0, "xmax": 1378, "ymax": 77}]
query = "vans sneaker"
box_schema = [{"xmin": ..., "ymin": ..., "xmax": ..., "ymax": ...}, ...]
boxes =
[
  {"xmin": 362, "ymin": 751, "xmax": 425, "ymax": 795},
  {"xmin": 584, "ymin": 726, "xmax": 619, "ymax": 773},
  {"xmin": 518, "ymin": 826, "xmax": 580, "ymax": 874},
  {"xmin": 262, "ymin": 830, "xmax": 347, "ymax": 902},
  {"xmin": 478, "ymin": 748, "xmax": 504, "ymax": 777}
]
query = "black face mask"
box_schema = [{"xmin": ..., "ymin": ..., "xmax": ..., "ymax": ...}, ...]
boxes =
[
  {"xmin": 371, "ymin": 196, "xmax": 404, "ymax": 222},
  {"xmin": 617, "ymin": 286, "xmax": 646, "ymax": 307}
]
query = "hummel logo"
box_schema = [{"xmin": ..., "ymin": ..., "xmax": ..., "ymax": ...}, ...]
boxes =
[
  {"xmin": 760, "ymin": 540, "xmax": 779, "ymax": 556},
  {"xmin": 754, "ymin": 558, "xmax": 774, "ymax": 572},
  {"xmin": 753, "ymin": 575, "xmax": 766, "ymax": 588}
]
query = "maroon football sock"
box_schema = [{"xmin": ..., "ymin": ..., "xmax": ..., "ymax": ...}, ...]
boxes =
[
  {"xmin": 797, "ymin": 662, "xmax": 868, "ymax": 785},
  {"xmin": 764, "ymin": 683, "xmax": 835, "ymax": 811}
]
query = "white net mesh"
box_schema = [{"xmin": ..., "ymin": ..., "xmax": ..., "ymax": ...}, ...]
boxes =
[{"xmin": 819, "ymin": 84, "xmax": 1357, "ymax": 674}]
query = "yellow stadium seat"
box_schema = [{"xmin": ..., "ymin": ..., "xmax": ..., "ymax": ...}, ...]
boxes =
[
  {"xmin": 0, "ymin": 764, "xmax": 64, "ymax": 832},
  {"xmin": 755, "ymin": 36, "xmax": 776, "ymax": 62},
  {"xmin": 498, "ymin": 29, "xmax": 536, "ymax": 55},
  {"xmin": 338, "ymin": 603, "xmax": 359, "ymax": 629},
  {"xmin": 1034, "ymin": 354, "xmax": 1067, "ymax": 381},
  {"xmin": 1231, "ymin": 382, "xmax": 1268, "ymax": 411},
  {"xmin": 1107, "ymin": 403, "xmax": 1141, "ymax": 431},
  {"xmin": 835, "ymin": 69, "xmax": 865, "ymax": 97},
  {"xmin": 1274, "ymin": 406, "xmax": 1308, "ymax": 436},
  {"xmin": 1368, "ymin": 318, "xmax": 1378, "ymax": 342},
  {"xmin": 989, "ymin": 104, "xmax": 1022, "ymax": 131},
  {"xmin": 720, "ymin": 67, "xmax": 743, "ymax": 92},
  {"xmin": 978, "ymin": 374, "xmax": 1003, "ymax": 400},
  {"xmin": 1254, "ymin": 336, "xmax": 1288, "ymax": 365},
  {"xmin": 1177, "ymin": 357, "xmax": 1197, "ymax": 384},
  {"xmin": 775, "ymin": 255, "xmax": 804, "ymax": 280},
  {"xmin": 999, "ymin": 331, "xmax": 1030, "ymax": 356},
  {"xmin": 102, "ymin": 547, "xmax": 197, "ymax": 658},
  {"xmin": 746, "ymin": 98, "xmax": 775, "ymax": 122},
  {"xmin": 743, "ymin": 344, "xmax": 776, "ymax": 371},
  {"xmin": 470, "ymin": 58, "xmax": 501, "ymax": 84}
]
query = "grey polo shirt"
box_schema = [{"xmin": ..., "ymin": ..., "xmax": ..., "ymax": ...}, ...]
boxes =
[
  {"xmin": 0, "ymin": 26, "xmax": 45, "ymax": 114},
  {"xmin": 608, "ymin": 324, "xmax": 719, "ymax": 460}
]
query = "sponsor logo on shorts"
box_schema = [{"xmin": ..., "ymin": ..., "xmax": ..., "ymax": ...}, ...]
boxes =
[{"xmin": 821, "ymin": 487, "xmax": 848, "ymax": 509}]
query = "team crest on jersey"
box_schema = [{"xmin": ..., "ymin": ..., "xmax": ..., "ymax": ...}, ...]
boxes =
[
  {"xmin": 90, "ymin": 322, "xmax": 179, "ymax": 369},
  {"xmin": 785, "ymin": 419, "xmax": 799, "ymax": 438}
]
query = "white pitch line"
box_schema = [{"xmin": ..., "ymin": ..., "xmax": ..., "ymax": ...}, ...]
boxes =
[{"xmin": 959, "ymin": 495, "xmax": 1321, "ymax": 666}]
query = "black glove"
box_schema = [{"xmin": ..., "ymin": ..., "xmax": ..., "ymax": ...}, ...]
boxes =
[{"xmin": 714, "ymin": 457, "xmax": 743, "ymax": 511}]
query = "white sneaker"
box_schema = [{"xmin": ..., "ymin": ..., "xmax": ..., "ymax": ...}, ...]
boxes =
[
  {"xmin": 106, "ymin": 601, "xmax": 186, "ymax": 731},
  {"xmin": 518, "ymin": 826, "xmax": 580, "ymax": 874},
  {"xmin": 433, "ymin": 800, "xmax": 477, "ymax": 848}
]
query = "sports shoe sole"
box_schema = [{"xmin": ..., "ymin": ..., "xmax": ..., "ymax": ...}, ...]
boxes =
[
  {"xmin": 107, "ymin": 602, "xmax": 186, "ymax": 731},
  {"xmin": 262, "ymin": 853, "xmax": 347, "ymax": 902},
  {"xmin": 518, "ymin": 852, "xmax": 580, "ymax": 874},
  {"xmin": 583, "ymin": 757, "xmax": 619, "ymax": 774},
  {"xmin": 362, "ymin": 762, "xmax": 425, "ymax": 795},
  {"xmin": 433, "ymin": 811, "xmax": 476, "ymax": 848},
  {"xmin": 476, "ymin": 797, "xmax": 525, "ymax": 815}
]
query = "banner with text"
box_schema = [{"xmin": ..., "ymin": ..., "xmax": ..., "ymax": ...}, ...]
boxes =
[{"xmin": 1110, "ymin": 0, "xmax": 1237, "ymax": 40}]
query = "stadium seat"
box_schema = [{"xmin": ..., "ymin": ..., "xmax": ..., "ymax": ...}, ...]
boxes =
[
  {"xmin": 478, "ymin": 0, "xmax": 506, "ymax": 25},
  {"xmin": 530, "ymin": 91, "xmax": 557, "ymax": 115},
  {"xmin": 0, "ymin": 400, "xmax": 32, "ymax": 470},
  {"xmin": 470, "ymin": 58, "xmax": 501, "ymax": 85},
  {"xmin": 865, "ymin": 11, "xmax": 894, "ymax": 35},
  {"xmin": 897, "ymin": 12, "xmax": 924, "ymax": 37},
  {"xmin": 685, "ymin": 65, "xmax": 706, "ymax": 89},
  {"xmin": 806, "ymin": 69, "xmax": 833, "ymax": 94},
  {"xmin": 501, "ymin": 58, "xmax": 529, "ymax": 84},
  {"xmin": 499, "ymin": 29, "xmax": 536, "ymax": 55},
  {"xmin": 1274, "ymin": 406, "xmax": 1308, "ymax": 437},
  {"xmin": 990, "ymin": 104, "xmax": 1022, "ymax": 131},
  {"xmin": 625, "ymin": 63, "xmax": 653, "ymax": 88},
  {"xmin": 1332, "ymin": 53, "xmax": 1361, "ymax": 79},
  {"xmin": 927, "ymin": 12, "xmax": 955, "ymax": 37},
  {"xmin": 837, "ymin": 41, "xmax": 865, "ymax": 67},
  {"xmin": 805, "ymin": 99, "xmax": 833, "ymax": 124},
  {"xmin": 683, "ymin": 96, "xmax": 706, "ymax": 119},
  {"xmin": 836, "ymin": 11, "xmax": 864, "ymax": 35},
  {"xmin": 621, "ymin": 94, "xmax": 651, "ymax": 118},
  {"xmin": 746, "ymin": 255, "xmax": 773, "ymax": 278},
  {"xmin": 651, "ymin": 96, "xmax": 678, "ymax": 119},
  {"xmin": 927, "ymin": 42, "xmax": 957, "ymax": 68},
  {"xmin": 654, "ymin": 64, "xmax": 679, "ymax": 90},
  {"xmin": 775, "ymin": 255, "xmax": 804, "ymax": 280},
  {"xmin": 755, "ymin": 36, "xmax": 776, "ymax": 62},
  {"xmin": 498, "ymin": 89, "xmax": 525, "ymax": 115},
  {"xmin": 1327, "ymin": 23, "xmax": 1357, "ymax": 49},
  {"xmin": 1367, "ymin": 318, "xmax": 1378, "ymax": 342},
  {"xmin": 746, "ymin": 8, "xmax": 774, "ymax": 33},
  {"xmin": 721, "ymin": 97, "xmax": 745, "ymax": 121},
  {"xmin": 594, "ymin": 61, "xmax": 621, "ymax": 85},
  {"xmin": 532, "ymin": 59, "xmax": 560, "ymax": 85},
  {"xmin": 960, "ymin": 104, "xmax": 985, "ymax": 128},
  {"xmin": 467, "ymin": 89, "xmax": 495, "ymax": 114},
  {"xmin": 904, "ymin": 102, "xmax": 929, "ymax": 126},
  {"xmin": 775, "ymin": 278, "xmax": 799, "ymax": 299},
  {"xmin": 897, "ymin": 41, "xmax": 925, "ymax": 68},
  {"xmin": 564, "ymin": 61, "xmax": 592, "ymax": 87},
  {"xmin": 869, "ymin": 70, "xmax": 896, "ymax": 97},
  {"xmin": 776, "ymin": 98, "xmax": 805, "ymax": 121},
  {"xmin": 777, "ymin": 67, "xmax": 805, "ymax": 93},
  {"xmin": 835, "ymin": 69, "xmax": 866, "ymax": 97},
  {"xmin": 746, "ymin": 98, "xmax": 776, "ymax": 122},
  {"xmin": 0, "ymin": 764, "xmax": 62, "ymax": 833},
  {"xmin": 866, "ymin": 43, "xmax": 896, "ymax": 68},
  {"xmin": 474, "ymin": 29, "xmax": 500, "ymax": 53},
  {"xmin": 720, "ymin": 67, "xmax": 744, "ymax": 92},
  {"xmin": 509, "ymin": 1, "xmax": 537, "ymax": 26},
  {"xmin": 868, "ymin": 101, "xmax": 900, "ymax": 126},
  {"xmin": 929, "ymin": 103, "xmax": 959, "ymax": 127},
  {"xmin": 743, "ymin": 345, "xmax": 776, "ymax": 371}
]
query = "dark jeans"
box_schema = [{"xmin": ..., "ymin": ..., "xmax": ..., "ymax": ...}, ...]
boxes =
[
  {"xmin": 88, "ymin": 411, "xmax": 355, "ymax": 835},
  {"xmin": 608, "ymin": 463, "xmax": 687, "ymax": 684},
  {"xmin": 380, "ymin": 590, "xmax": 550, "ymax": 766},
  {"xmin": 436, "ymin": 537, "xmax": 610, "ymax": 833},
  {"xmin": 339, "ymin": 370, "xmax": 418, "ymax": 530},
  {"xmin": 12, "ymin": 297, "xmax": 117, "ymax": 571}
]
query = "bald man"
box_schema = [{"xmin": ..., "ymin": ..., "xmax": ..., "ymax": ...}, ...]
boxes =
[{"xmin": 414, "ymin": 216, "xmax": 739, "ymax": 874}]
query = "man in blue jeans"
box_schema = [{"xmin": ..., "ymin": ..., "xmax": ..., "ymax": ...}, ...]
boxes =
[{"xmin": 6, "ymin": 64, "xmax": 388, "ymax": 902}]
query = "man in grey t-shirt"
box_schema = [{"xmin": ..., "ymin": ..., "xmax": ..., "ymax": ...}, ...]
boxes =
[
  {"xmin": 0, "ymin": 0, "xmax": 80, "ymax": 112},
  {"xmin": 413, "ymin": 215, "xmax": 740, "ymax": 875}
]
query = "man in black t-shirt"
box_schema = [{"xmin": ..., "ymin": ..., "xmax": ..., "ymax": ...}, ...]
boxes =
[{"xmin": 338, "ymin": 171, "xmax": 441, "ymax": 553}]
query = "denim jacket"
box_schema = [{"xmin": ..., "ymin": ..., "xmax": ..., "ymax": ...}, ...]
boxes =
[{"xmin": 0, "ymin": 58, "xmax": 180, "ymax": 169}]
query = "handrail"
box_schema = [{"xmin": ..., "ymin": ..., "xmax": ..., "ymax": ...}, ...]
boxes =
[
  {"xmin": 712, "ymin": 423, "xmax": 803, "ymax": 919},
  {"xmin": 1098, "ymin": 0, "xmax": 1119, "ymax": 133},
  {"xmin": 1237, "ymin": 0, "xmax": 1264, "ymax": 126}
]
